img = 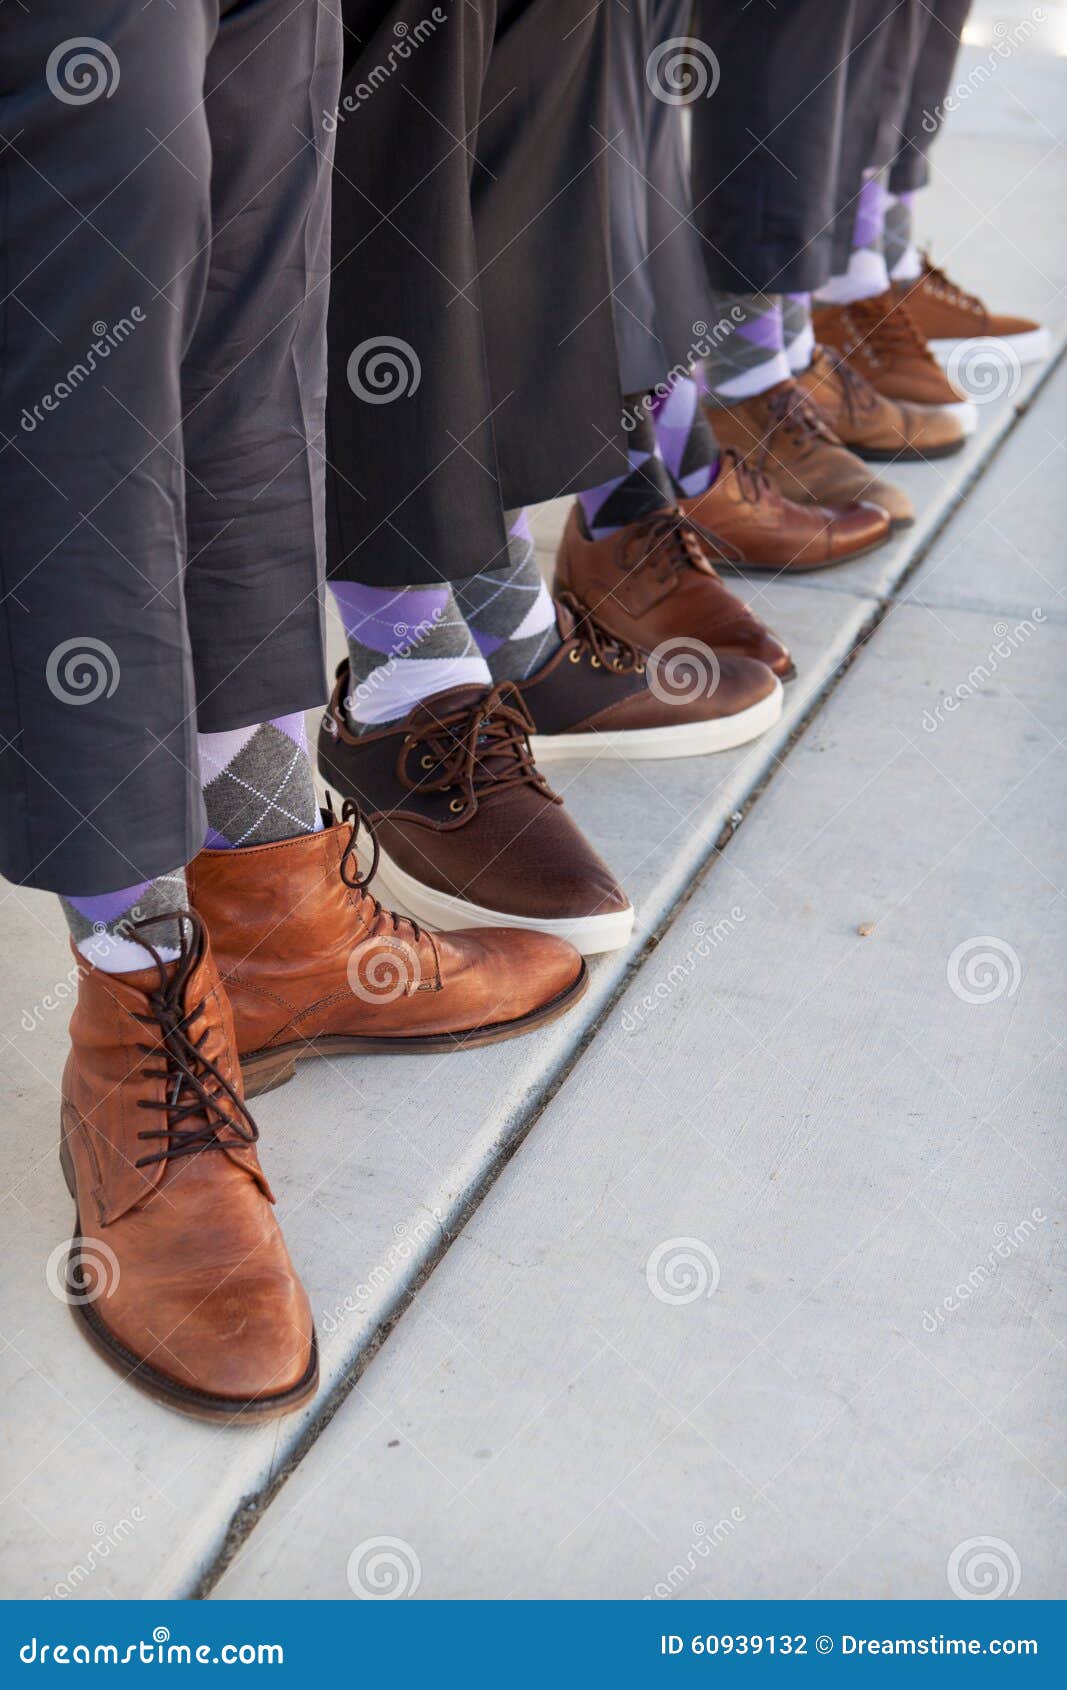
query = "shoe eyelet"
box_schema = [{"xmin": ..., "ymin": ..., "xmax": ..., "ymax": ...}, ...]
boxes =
[
  {"xmin": 636, "ymin": 662, "xmax": 646, "ymax": 675},
  {"xmin": 590, "ymin": 655, "xmax": 601, "ymax": 669},
  {"xmin": 448, "ymin": 797, "xmax": 465, "ymax": 814},
  {"xmin": 568, "ymin": 648, "xmax": 582, "ymax": 664},
  {"xmin": 420, "ymin": 754, "xmax": 435, "ymax": 769}
]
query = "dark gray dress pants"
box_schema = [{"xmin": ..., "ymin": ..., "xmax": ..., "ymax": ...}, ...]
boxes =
[{"xmin": 0, "ymin": 0, "xmax": 341, "ymax": 893}]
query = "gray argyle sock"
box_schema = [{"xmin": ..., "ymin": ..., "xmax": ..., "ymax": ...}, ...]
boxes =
[{"xmin": 452, "ymin": 509, "xmax": 562, "ymax": 683}]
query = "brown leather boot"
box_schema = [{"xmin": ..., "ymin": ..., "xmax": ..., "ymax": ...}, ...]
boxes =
[
  {"xmin": 318, "ymin": 676, "xmax": 633, "ymax": 956},
  {"xmin": 187, "ymin": 812, "xmax": 587, "ymax": 1096},
  {"xmin": 519, "ymin": 593, "xmax": 782, "ymax": 760},
  {"xmin": 707, "ymin": 380, "xmax": 914, "ymax": 528},
  {"xmin": 812, "ymin": 291, "xmax": 977, "ymax": 434},
  {"xmin": 554, "ymin": 503, "xmax": 794, "ymax": 676},
  {"xmin": 680, "ymin": 446, "xmax": 892, "ymax": 562},
  {"xmin": 60, "ymin": 912, "xmax": 317, "ymax": 1422},
  {"xmin": 797, "ymin": 344, "xmax": 964, "ymax": 462}
]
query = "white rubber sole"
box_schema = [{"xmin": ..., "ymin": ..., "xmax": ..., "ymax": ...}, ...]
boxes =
[
  {"xmin": 912, "ymin": 397, "xmax": 978, "ymax": 436},
  {"xmin": 358, "ymin": 828, "xmax": 635, "ymax": 957},
  {"xmin": 529, "ymin": 675, "xmax": 784, "ymax": 763},
  {"xmin": 929, "ymin": 326, "xmax": 1051, "ymax": 369}
]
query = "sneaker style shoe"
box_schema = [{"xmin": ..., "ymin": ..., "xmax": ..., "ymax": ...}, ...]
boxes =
[
  {"xmin": 319, "ymin": 675, "xmax": 634, "ymax": 956},
  {"xmin": 896, "ymin": 254, "xmax": 1051, "ymax": 369}
]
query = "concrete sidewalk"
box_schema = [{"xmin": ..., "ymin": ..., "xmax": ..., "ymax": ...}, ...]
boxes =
[{"xmin": 1, "ymin": 11, "xmax": 1064, "ymax": 1602}]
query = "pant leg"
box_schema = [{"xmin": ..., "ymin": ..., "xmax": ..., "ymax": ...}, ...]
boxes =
[
  {"xmin": 0, "ymin": 3, "xmax": 214, "ymax": 893},
  {"xmin": 888, "ymin": 1, "xmax": 972, "ymax": 194},
  {"xmin": 183, "ymin": 0, "xmax": 342, "ymax": 732},
  {"xmin": 689, "ymin": 0, "xmax": 856, "ymax": 294},
  {"xmin": 608, "ymin": 0, "xmax": 715, "ymax": 395},
  {"xmin": 327, "ymin": 0, "xmax": 623, "ymax": 587}
]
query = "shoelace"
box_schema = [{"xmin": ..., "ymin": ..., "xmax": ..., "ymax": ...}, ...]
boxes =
[
  {"xmin": 400, "ymin": 682, "xmax": 560, "ymax": 813},
  {"xmin": 919, "ymin": 252, "xmax": 984, "ymax": 316},
  {"xmin": 555, "ymin": 590, "xmax": 645, "ymax": 674},
  {"xmin": 848, "ymin": 293, "xmax": 933, "ymax": 367},
  {"xmin": 335, "ymin": 796, "xmax": 425, "ymax": 941},
  {"xmin": 763, "ymin": 382, "xmax": 840, "ymax": 456},
  {"xmin": 811, "ymin": 344, "xmax": 878, "ymax": 424},
  {"xmin": 621, "ymin": 506, "xmax": 744, "ymax": 581},
  {"xmin": 131, "ymin": 911, "xmax": 258, "ymax": 1169}
]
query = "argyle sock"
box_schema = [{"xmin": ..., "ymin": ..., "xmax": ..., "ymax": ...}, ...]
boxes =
[
  {"xmin": 329, "ymin": 580, "xmax": 491, "ymax": 732},
  {"xmin": 452, "ymin": 509, "xmax": 561, "ymax": 683},
  {"xmin": 700, "ymin": 293, "xmax": 790, "ymax": 402},
  {"xmin": 650, "ymin": 372, "xmax": 719, "ymax": 498},
  {"xmin": 61, "ymin": 869, "xmax": 189, "ymax": 972},
  {"xmin": 783, "ymin": 293, "xmax": 815, "ymax": 374},
  {"xmin": 577, "ymin": 409, "xmax": 675, "ymax": 537},
  {"xmin": 816, "ymin": 172, "xmax": 892, "ymax": 305},
  {"xmin": 885, "ymin": 190, "xmax": 921, "ymax": 281},
  {"xmin": 197, "ymin": 713, "xmax": 322, "ymax": 848}
]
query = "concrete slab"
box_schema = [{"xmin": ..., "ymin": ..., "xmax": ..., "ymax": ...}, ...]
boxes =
[{"xmin": 215, "ymin": 596, "xmax": 1066, "ymax": 1601}]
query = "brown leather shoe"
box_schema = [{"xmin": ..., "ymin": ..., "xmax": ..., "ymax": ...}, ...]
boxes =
[
  {"xmin": 666, "ymin": 446, "xmax": 888, "ymax": 570},
  {"xmin": 812, "ymin": 291, "xmax": 977, "ymax": 434},
  {"xmin": 554, "ymin": 506, "xmax": 800, "ymax": 673},
  {"xmin": 517, "ymin": 593, "xmax": 782, "ymax": 761},
  {"xmin": 187, "ymin": 812, "xmax": 587, "ymax": 1096},
  {"xmin": 60, "ymin": 912, "xmax": 317, "ymax": 1422},
  {"xmin": 895, "ymin": 254, "xmax": 1051, "ymax": 368},
  {"xmin": 707, "ymin": 380, "xmax": 914, "ymax": 528},
  {"xmin": 318, "ymin": 675, "xmax": 634, "ymax": 955},
  {"xmin": 797, "ymin": 344, "xmax": 964, "ymax": 463}
]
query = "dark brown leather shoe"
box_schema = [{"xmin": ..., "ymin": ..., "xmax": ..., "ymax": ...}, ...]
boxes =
[
  {"xmin": 318, "ymin": 676, "xmax": 634, "ymax": 955},
  {"xmin": 707, "ymin": 381, "xmax": 913, "ymax": 528},
  {"xmin": 683, "ymin": 451, "xmax": 890, "ymax": 565},
  {"xmin": 518, "ymin": 594, "xmax": 782, "ymax": 761},
  {"xmin": 797, "ymin": 344, "xmax": 964, "ymax": 462},
  {"xmin": 555, "ymin": 501, "xmax": 795, "ymax": 676},
  {"xmin": 187, "ymin": 811, "xmax": 587, "ymax": 1096},
  {"xmin": 60, "ymin": 912, "xmax": 317, "ymax": 1422}
]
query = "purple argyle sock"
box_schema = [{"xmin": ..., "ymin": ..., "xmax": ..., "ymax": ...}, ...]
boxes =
[{"xmin": 649, "ymin": 372, "xmax": 719, "ymax": 499}]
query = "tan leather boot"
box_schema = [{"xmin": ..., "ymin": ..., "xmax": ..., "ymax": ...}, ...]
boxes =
[
  {"xmin": 60, "ymin": 912, "xmax": 317, "ymax": 1421},
  {"xmin": 707, "ymin": 380, "xmax": 914, "ymax": 528},
  {"xmin": 797, "ymin": 344, "xmax": 964, "ymax": 462},
  {"xmin": 187, "ymin": 811, "xmax": 588, "ymax": 1094}
]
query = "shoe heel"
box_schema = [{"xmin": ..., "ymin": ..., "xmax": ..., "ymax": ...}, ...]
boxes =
[
  {"xmin": 58, "ymin": 1134, "xmax": 77, "ymax": 1199},
  {"xmin": 241, "ymin": 1050, "xmax": 298, "ymax": 1099}
]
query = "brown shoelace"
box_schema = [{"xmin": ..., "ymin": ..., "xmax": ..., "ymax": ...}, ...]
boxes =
[
  {"xmin": 761, "ymin": 381, "xmax": 841, "ymax": 462},
  {"xmin": 847, "ymin": 293, "xmax": 935, "ymax": 368},
  {"xmin": 555, "ymin": 590, "xmax": 645, "ymax": 674},
  {"xmin": 336, "ymin": 795, "xmax": 426, "ymax": 942},
  {"xmin": 621, "ymin": 506, "xmax": 744, "ymax": 581},
  {"xmin": 811, "ymin": 345, "xmax": 879, "ymax": 424},
  {"xmin": 131, "ymin": 911, "xmax": 258, "ymax": 1169},
  {"xmin": 919, "ymin": 253, "xmax": 984, "ymax": 317},
  {"xmin": 400, "ymin": 682, "xmax": 560, "ymax": 814}
]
